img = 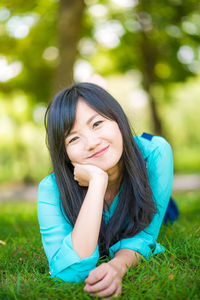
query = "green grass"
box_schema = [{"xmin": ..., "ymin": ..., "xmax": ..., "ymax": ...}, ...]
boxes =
[{"xmin": 0, "ymin": 191, "xmax": 200, "ymax": 300}]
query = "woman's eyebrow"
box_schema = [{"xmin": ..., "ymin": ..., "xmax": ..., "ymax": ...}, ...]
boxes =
[
  {"xmin": 86, "ymin": 113, "xmax": 99, "ymax": 125},
  {"xmin": 67, "ymin": 113, "xmax": 99, "ymax": 137}
]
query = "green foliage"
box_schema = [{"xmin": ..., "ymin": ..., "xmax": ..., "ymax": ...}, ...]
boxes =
[
  {"xmin": 0, "ymin": 0, "xmax": 59, "ymax": 102},
  {"xmin": 0, "ymin": 91, "xmax": 51, "ymax": 183},
  {"xmin": 0, "ymin": 0, "xmax": 200, "ymax": 183},
  {"xmin": 1, "ymin": 0, "xmax": 200, "ymax": 99},
  {"xmin": 1, "ymin": 73, "xmax": 200, "ymax": 184},
  {"xmin": 0, "ymin": 190, "xmax": 200, "ymax": 299},
  {"xmin": 82, "ymin": 0, "xmax": 200, "ymax": 83}
]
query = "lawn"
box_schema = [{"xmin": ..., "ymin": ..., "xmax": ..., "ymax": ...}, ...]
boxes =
[{"xmin": 0, "ymin": 190, "xmax": 200, "ymax": 300}]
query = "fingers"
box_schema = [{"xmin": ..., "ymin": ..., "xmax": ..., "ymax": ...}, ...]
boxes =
[
  {"xmin": 84, "ymin": 274, "xmax": 111, "ymax": 293},
  {"xmin": 89, "ymin": 283, "xmax": 119, "ymax": 298},
  {"xmin": 84, "ymin": 263, "xmax": 122, "ymax": 298},
  {"xmin": 113, "ymin": 285, "xmax": 122, "ymax": 297},
  {"xmin": 85, "ymin": 264, "xmax": 107, "ymax": 285},
  {"xmin": 73, "ymin": 164, "xmax": 87, "ymax": 186},
  {"xmin": 105, "ymin": 285, "xmax": 122, "ymax": 299}
]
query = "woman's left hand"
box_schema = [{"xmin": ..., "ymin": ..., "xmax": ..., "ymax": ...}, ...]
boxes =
[{"xmin": 83, "ymin": 261, "xmax": 124, "ymax": 298}]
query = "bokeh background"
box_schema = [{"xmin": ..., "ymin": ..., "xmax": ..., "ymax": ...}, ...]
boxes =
[{"xmin": 0, "ymin": 0, "xmax": 200, "ymax": 188}]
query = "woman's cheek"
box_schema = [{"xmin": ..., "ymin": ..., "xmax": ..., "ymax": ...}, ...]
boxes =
[
  {"xmin": 66, "ymin": 146, "xmax": 75, "ymax": 162},
  {"xmin": 67, "ymin": 146, "xmax": 83, "ymax": 164}
]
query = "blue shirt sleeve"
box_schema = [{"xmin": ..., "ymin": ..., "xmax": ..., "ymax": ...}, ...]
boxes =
[
  {"xmin": 37, "ymin": 174, "xmax": 99, "ymax": 282},
  {"xmin": 109, "ymin": 137, "xmax": 174, "ymax": 259}
]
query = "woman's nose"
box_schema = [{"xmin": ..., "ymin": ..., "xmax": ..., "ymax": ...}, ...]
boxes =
[{"xmin": 85, "ymin": 133, "xmax": 101, "ymax": 151}]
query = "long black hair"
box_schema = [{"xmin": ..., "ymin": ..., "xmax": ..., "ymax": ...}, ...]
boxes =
[{"xmin": 45, "ymin": 82, "xmax": 156, "ymax": 257}]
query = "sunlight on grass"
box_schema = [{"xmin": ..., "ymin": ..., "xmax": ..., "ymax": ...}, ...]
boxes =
[{"xmin": 0, "ymin": 191, "xmax": 200, "ymax": 299}]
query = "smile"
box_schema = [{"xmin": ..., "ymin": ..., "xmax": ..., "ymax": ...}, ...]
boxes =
[{"xmin": 89, "ymin": 146, "xmax": 109, "ymax": 158}]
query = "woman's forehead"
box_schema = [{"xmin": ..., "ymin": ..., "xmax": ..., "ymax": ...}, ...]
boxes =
[
  {"xmin": 72, "ymin": 96, "xmax": 112, "ymax": 127},
  {"xmin": 75, "ymin": 97, "xmax": 99, "ymax": 118}
]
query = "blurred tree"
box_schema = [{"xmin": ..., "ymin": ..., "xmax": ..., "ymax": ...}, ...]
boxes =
[
  {"xmin": 54, "ymin": 0, "xmax": 85, "ymax": 93},
  {"xmin": 0, "ymin": 0, "xmax": 200, "ymax": 183},
  {"xmin": 0, "ymin": 0, "xmax": 85, "ymax": 101},
  {"xmin": 131, "ymin": 0, "xmax": 200, "ymax": 135},
  {"xmin": 0, "ymin": 0, "xmax": 200, "ymax": 133},
  {"xmin": 0, "ymin": 0, "xmax": 58, "ymax": 102},
  {"xmin": 81, "ymin": 0, "xmax": 200, "ymax": 135}
]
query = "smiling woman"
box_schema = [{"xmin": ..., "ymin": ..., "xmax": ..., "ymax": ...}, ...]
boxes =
[
  {"xmin": 65, "ymin": 98, "xmax": 123, "ymax": 175},
  {"xmin": 37, "ymin": 82, "xmax": 175, "ymax": 298}
]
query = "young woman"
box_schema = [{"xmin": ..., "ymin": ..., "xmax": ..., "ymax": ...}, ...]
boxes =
[{"xmin": 37, "ymin": 82, "xmax": 175, "ymax": 298}]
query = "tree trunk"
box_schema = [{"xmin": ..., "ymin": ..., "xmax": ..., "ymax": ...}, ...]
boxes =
[
  {"xmin": 137, "ymin": 0, "xmax": 163, "ymax": 136},
  {"xmin": 140, "ymin": 30, "xmax": 163, "ymax": 136},
  {"xmin": 148, "ymin": 93, "xmax": 163, "ymax": 135},
  {"xmin": 53, "ymin": 0, "xmax": 85, "ymax": 94}
]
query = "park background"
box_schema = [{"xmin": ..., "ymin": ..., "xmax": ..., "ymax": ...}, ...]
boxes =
[
  {"xmin": 0, "ymin": 0, "xmax": 200, "ymax": 186},
  {"xmin": 0, "ymin": 1, "xmax": 200, "ymax": 299}
]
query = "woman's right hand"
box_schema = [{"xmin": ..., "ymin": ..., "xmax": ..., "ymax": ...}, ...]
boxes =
[{"xmin": 73, "ymin": 163, "xmax": 108, "ymax": 187}]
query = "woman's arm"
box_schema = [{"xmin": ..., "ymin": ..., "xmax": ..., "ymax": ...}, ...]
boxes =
[
  {"xmin": 109, "ymin": 248, "xmax": 140, "ymax": 272},
  {"xmin": 37, "ymin": 169, "xmax": 107, "ymax": 283},
  {"xmin": 109, "ymin": 137, "xmax": 174, "ymax": 260},
  {"xmin": 71, "ymin": 164, "xmax": 108, "ymax": 258}
]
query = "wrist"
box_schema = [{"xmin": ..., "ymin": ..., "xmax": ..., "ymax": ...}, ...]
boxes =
[
  {"xmin": 89, "ymin": 172, "xmax": 108, "ymax": 188},
  {"xmin": 108, "ymin": 257, "xmax": 127, "ymax": 278},
  {"xmin": 109, "ymin": 249, "xmax": 140, "ymax": 276}
]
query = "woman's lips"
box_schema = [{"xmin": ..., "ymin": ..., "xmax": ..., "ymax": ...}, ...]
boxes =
[{"xmin": 90, "ymin": 146, "xmax": 109, "ymax": 158}]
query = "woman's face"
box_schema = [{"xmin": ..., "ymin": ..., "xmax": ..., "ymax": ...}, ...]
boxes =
[{"xmin": 65, "ymin": 98, "xmax": 123, "ymax": 174}]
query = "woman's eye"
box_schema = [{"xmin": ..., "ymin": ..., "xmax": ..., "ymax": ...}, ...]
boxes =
[
  {"xmin": 93, "ymin": 121, "xmax": 103, "ymax": 128},
  {"xmin": 69, "ymin": 136, "xmax": 79, "ymax": 144}
]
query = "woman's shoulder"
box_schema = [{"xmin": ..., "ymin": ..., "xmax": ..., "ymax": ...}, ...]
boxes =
[
  {"xmin": 38, "ymin": 173, "xmax": 60, "ymax": 204},
  {"xmin": 39, "ymin": 173, "xmax": 57, "ymax": 188},
  {"xmin": 134, "ymin": 132, "xmax": 172, "ymax": 160}
]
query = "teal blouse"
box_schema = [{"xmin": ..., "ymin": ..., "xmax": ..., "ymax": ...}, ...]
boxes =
[{"xmin": 37, "ymin": 134, "xmax": 173, "ymax": 283}]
